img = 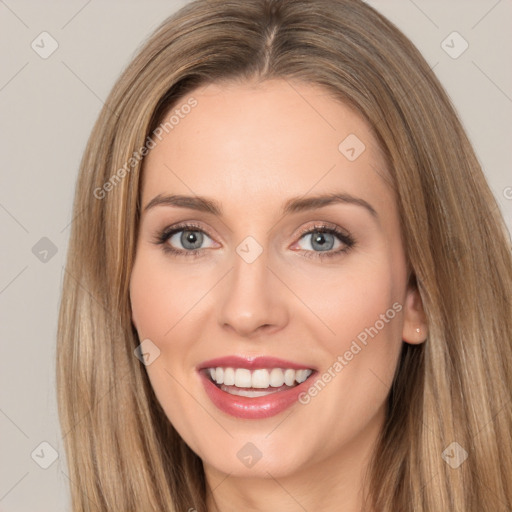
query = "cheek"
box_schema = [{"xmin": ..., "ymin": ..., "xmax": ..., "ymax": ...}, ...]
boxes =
[
  {"xmin": 130, "ymin": 250, "xmax": 193, "ymax": 340},
  {"xmin": 291, "ymin": 256, "xmax": 404, "ymax": 351},
  {"xmin": 129, "ymin": 254, "xmax": 205, "ymax": 439},
  {"xmin": 297, "ymin": 252, "xmax": 406, "ymax": 423},
  {"xmin": 331, "ymin": 279, "xmax": 402, "ymax": 394},
  {"xmin": 295, "ymin": 254, "xmax": 404, "ymax": 381}
]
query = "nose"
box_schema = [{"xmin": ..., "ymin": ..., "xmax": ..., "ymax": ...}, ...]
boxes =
[{"xmin": 217, "ymin": 248, "xmax": 289, "ymax": 338}]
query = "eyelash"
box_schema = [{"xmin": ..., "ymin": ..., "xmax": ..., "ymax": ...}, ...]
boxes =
[{"xmin": 152, "ymin": 222, "xmax": 356, "ymax": 260}]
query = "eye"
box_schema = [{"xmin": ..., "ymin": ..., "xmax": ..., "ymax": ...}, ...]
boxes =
[
  {"xmin": 153, "ymin": 223, "xmax": 216, "ymax": 258},
  {"xmin": 292, "ymin": 223, "xmax": 355, "ymax": 260},
  {"xmin": 153, "ymin": 222, "xmax": 355, "ymax": 260}
]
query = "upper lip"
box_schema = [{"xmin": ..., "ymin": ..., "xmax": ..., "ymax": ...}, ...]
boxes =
[{"xmin": 197, "ymin": 355, "xmax": 316, "ymax": 371}]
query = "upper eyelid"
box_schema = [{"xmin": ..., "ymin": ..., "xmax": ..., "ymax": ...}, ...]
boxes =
[
  {"xmin": 165, "ymin": 222, "xmax": 215, "ymax": 240},
  {"xmin": 163, "ymin": 222, "xmax": 350, "ymax": 247}
]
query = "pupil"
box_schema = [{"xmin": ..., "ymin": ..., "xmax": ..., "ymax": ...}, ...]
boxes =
[
  {"xmin": 312, "ymin": 232, "xmax": 334, "ymax": 251},
  {"xmin": 182, "ymin": 230, "xmax": 202, "ymax": 249}
]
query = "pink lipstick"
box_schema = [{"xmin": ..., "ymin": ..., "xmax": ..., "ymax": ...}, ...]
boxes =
[{"xmin": 197, "ymin": 356, "xmax": 316, "ymax": 419}]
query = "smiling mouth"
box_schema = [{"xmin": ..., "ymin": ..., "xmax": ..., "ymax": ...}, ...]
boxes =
[{"xmin": 204, "ymin": 367, "xmax": 314, "ymax": 397}]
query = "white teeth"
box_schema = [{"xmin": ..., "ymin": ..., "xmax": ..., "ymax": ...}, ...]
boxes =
[
  {"xmin": 251, "ymin": 369, "xmax": 269, "ymax": 388},
  {"xmin": 284, "ymin": 369, "xmax": 295, "ymax": 386},
  {"xmin": 223, "ymin": 367, "xmax": 235, "ymax": 386},
  {"xmin": 234, "ymin": 368, "xmax": 252, "ymax": 387},
  {"xmin": 269, "ymin": 368, "xmax": 285, "ymax": 387},
  {"xmin": 220, "ymin": 385, "xmax": 280, "ymax": 397},
  {"xmin": 295, "ymin": 369, "xmax": 310, "ymax": 384},
  {"xmin": 207, "ymin": 367, "xmax": 313, "ymax": 389}
]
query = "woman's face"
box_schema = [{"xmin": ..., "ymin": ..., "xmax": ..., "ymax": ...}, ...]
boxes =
[{"xmin": 129, "ymin": 79, "xmax": 427, "ymax": 480}]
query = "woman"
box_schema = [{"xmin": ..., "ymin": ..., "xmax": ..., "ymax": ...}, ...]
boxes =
[{"xmin": 57, "ymin": 0, "xmax": 512, "ymax": 510}]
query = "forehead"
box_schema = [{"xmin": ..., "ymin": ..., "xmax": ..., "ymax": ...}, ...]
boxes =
[{"xmin": 141, "ymin": 79, "xmax": 391, "ymax": 216}]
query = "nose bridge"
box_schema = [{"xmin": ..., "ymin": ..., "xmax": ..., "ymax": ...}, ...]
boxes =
[{"xmin": 217, "ymin": 239, "xmax": 288, "ymax": 336}]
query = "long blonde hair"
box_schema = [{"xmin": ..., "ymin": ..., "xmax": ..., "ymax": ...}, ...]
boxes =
[{"xmin": 57, "ymin": 0, "xmax": 512, "ymax": 510}]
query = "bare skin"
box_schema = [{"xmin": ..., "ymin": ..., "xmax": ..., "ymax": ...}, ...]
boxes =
[{"xmin": 129, "ymin": 79, "xmax": 428, "ymax": 512}]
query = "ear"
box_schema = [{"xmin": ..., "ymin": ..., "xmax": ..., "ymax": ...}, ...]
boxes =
[{"xmin": 402, "ymin": 276, "xmax": 428, "ymax": 345}]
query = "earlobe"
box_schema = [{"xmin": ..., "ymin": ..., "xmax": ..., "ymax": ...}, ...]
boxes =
[{"xmin": 401, "ymin": 282, "xmax": 428, "ymax": 345}]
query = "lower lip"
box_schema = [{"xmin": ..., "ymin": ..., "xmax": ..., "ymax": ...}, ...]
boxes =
[{"xmin": 199, "ymin": 371, "xmax": 315, "ymax": 419}]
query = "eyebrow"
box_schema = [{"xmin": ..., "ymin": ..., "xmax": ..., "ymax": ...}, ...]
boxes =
[{"xmin": 143, "ymin": 192, "xmax": 378, "ymax": 219}]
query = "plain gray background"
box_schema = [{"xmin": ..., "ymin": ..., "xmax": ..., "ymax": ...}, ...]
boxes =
[{"xmin": 1, "ymin": 1, "xmax": 511, "ymax": 510}]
